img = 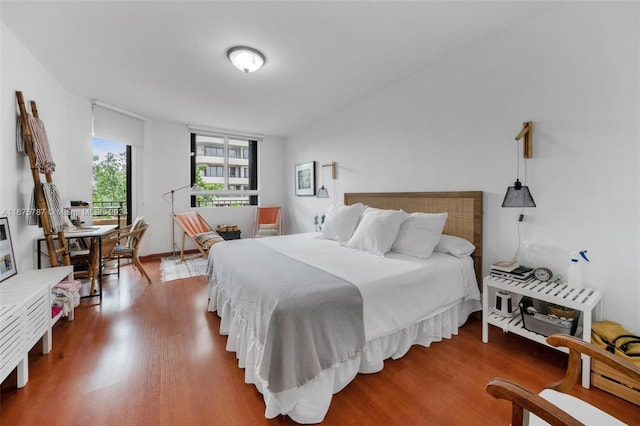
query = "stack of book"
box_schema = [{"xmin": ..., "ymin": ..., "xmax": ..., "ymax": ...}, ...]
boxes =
[{"xmin": 490, "ymin": 261, "xmax": 534, "ymax": 282}]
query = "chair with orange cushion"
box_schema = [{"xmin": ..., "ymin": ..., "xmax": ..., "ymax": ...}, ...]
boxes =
[
  {"xmin": 172, "ymin": 212, "xmax": 224, "ymax": 261},
  {"xmin": 253, "ymin": 206, "xmax": 282, "ymax": 238}
]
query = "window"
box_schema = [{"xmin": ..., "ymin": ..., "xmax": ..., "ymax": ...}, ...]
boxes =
[
  {"xmin": 205, "ymin": 165, "xmax": 223, "ymax": 177},
  {"xmin": 92, "ymin": 100, "xmax": 146, "ymax": 224},
  {"xmin": 204, "ymin": 146, "xmax": 223, "ymax": 157},
  {"xmin": 190, "ymin": 132, "xmax": 259, "ymax": 207},
  {"xmin": 92, "ymin": 138, "xmax": 130, "ymax": 226}
]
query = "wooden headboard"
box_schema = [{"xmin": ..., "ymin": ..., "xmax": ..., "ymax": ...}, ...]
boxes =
[{"xmin": 344, "ymin": 191, "xmax": 483, "ymax": 285}]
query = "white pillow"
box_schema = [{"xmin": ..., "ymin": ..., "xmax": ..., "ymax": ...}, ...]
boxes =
[
  {"xmin": 321, "ymin": 203, "xmax": 367, "ymax": 242},
  {"xmin": 434, "ymin": 234, "xmax": 476, "ymax": 257},
  {"xmin": 344, "ymin": 209, "xmax": 408, "ymax": 256},
  {"xmin": 391, "ymin": 212, "xmax": 448, "ymax": 259}
]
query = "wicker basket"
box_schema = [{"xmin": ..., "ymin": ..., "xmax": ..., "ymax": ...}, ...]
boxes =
[{"xmin": 546, "ymin": 303, "xmax": 578, "ymax": 319}]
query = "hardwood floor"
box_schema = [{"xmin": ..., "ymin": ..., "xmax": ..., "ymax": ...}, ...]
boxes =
[{"xmin": 1, "ymin": 260, "xmax": 637, "ymax": 425}]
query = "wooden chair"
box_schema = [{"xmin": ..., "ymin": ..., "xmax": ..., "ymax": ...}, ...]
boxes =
[
  {"xmin": 172, "ymin": 212, "xmax": 224, "ymax": 261},
  {"xmin": 89, "ymin": 223, "xmax": 151, "ymax": 290},
  {"xmin": 486, "ymin": 333, "xmax": 640, "ymax": 426},
  {"xmin": 252, "ymin": 206, "xmax": 282, "ymax": 237}
]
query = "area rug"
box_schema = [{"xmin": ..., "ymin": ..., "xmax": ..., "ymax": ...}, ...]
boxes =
[{"xmin": 160, "ymin": 257, "xmax": 208, "ymax": 282}]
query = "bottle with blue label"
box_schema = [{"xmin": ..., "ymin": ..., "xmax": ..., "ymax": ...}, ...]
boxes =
[{"xmin": 568, "ymin": 250, "xmax": 589, "ymax": 289}]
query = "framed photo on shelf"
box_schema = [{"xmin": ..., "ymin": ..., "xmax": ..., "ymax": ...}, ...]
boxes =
[
  {"xmin": 295, "ymin": 161, "xmax": 316, "ymax": 196},
  {"xmin": 0, "ymin": 217, "xmax": 17, "ymax": 282}
]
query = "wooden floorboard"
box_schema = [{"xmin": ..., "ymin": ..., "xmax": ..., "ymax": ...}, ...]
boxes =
[{"xmin": 1, "ymin": 260, "xmax": 637, "ymax": 425}]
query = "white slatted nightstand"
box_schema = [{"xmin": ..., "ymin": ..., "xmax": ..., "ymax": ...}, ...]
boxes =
[{"xmin": 482, "ymin": 275, "xmax": 602, "ymax": 388}]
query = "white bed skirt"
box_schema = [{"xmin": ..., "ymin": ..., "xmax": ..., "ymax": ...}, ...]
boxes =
[{"xmin": 208, "ymin": 284, "xmax": 479, "ymax": 424}]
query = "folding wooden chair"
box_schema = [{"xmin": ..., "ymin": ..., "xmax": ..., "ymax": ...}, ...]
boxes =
[
  {"xmin": 172, "ymin": 212, "xmax": 224, "ymax": 261},
  {"xmin": 252, "ymin": 206, "xmax": 282, "ymax": 237}
]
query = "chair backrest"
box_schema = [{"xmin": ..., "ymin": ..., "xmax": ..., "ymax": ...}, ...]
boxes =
[
  {"xmin": 257, "ymin": 206, "xmax": 280, "ymax": 225},
  {"xmin": 173, "ymin": 212, "xmax": 213, "ymax": 237},
  {"xmin": 254, "ymin": 206, "xmax": 281, "ymax": 237},
  {"xmin": 127, "ymin": 224, "xmax": 149, "ymax": 253},
  {"xmin": 127, "ymin": 214, "xmax": 146, "ymax": 246},
  {"xmin": 101, "ymin": 223, "xmax": 149, "ymax": 258}
]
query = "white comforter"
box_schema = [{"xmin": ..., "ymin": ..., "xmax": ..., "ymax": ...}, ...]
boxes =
[
  {"xmin": 258, "ymin": 233, "xmax": 480, "ymax": 341},
  {"xmin": 207, "ymin": 232, "xmax": 481, "ymax": 424}
]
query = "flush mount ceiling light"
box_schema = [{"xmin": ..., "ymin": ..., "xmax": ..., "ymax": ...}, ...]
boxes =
[{"xmin": 227, "ymin": 46, "xmax": 265, "ymax": 74}]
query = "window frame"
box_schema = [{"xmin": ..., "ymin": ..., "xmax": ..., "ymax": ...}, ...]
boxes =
[{"xmin": 189, "ymin": 130, "xmax": 259, "ymax": 207}]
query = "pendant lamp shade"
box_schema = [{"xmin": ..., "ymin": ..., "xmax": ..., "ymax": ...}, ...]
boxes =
[
  {"xmin": 502, "ymin": 179, "xmax": 536, "ymax": 208},
  {"xmin": 227, "ymin": 46, "xmax": 265, "ymax": 74},
  {"xmin": 317, "ymin": 186, "xmax": 329, "ymax": 198}
]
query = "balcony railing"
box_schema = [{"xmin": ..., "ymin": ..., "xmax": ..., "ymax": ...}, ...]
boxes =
[
  {"xmin": 92, "ymin": 200, "xmax": 127, "ymax": 226},
  {"xmin": 193, "ymin": 196, "xmax": 250, "ymax": 207}
]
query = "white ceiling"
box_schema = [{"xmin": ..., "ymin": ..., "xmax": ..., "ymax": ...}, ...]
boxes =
[{"xmin": 1, "ymin": 1, "xmax": 551, "ymax": 138}]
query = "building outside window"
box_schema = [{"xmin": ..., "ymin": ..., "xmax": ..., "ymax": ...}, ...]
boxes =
[{"xmin": 191, "ymin": 132, "xmax": 258, "ymax": 207}]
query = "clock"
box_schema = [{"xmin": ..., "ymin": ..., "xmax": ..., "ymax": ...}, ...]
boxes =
[{"xmin": 534, "ymin": 267, "xmax": 553, "ymax": 282}]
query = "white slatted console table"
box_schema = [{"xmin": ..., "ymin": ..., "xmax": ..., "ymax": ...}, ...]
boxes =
[
  {"xmin": 0, "ymin": 266, "xmax": 73, "ymax": 388},
  {"xmin": 482, "ymin": 275, "xmax": 602, "ymax": 388}
]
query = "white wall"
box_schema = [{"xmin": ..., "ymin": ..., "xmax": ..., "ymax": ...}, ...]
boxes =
[
  {"xmin": 1, "ymin": 22, "xmax": 93, "ymax": 272},
  {"xmin": 285, "ymin": 3, "xmax": 640, "ymax": 332},
  {"xmin": 1, "ymin": 21, "xmax": 286, "ymax": 266}
]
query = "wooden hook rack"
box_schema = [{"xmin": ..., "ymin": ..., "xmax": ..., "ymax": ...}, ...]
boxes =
[{"xmin": 515, "ymin": 121, "xmax": 533, "ymax": 158}]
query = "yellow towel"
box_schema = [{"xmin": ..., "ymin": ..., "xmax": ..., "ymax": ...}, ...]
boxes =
[{"xmin": 592, "ymin": 320, "xmax": 640, "ymax": 367}]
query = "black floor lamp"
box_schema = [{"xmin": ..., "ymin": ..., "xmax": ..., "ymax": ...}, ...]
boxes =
[{"xmin": 163, "ymin": 184, "xmax": 202, "ymax": 258}]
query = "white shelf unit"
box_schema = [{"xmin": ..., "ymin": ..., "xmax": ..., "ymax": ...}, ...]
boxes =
[
  {"xmin": 0, "ymin": 266, "xmax": 73, "ymax": 388},
  {"xmin": 482, "ymin": 275, "xmax": 602, "ymax": 388}
]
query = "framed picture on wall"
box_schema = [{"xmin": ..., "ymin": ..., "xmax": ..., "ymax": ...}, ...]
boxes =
[
  {"xmin": 295, "ymin": 161, "xmax": 316, "ymax": 196},
  {"xmin": 0, "ymin": 217, "xmax": 17, "ymax": 282}
]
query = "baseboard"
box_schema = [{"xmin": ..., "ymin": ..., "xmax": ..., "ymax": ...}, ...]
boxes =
[{"xmin": 140, "ymin": 250, "xmax": 201, "ymax": 262}]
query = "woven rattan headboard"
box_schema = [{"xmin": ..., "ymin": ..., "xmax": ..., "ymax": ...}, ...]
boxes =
[{"xmin": 344, "ymin": 191, "xmax": 483, "ymax": 285}]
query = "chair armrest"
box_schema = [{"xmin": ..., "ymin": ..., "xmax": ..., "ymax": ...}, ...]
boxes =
[
  {"xmin": 101, "ymin": 224, "xmax": 149, "ymax": 256},
  {"xmin": 545, "ymin": 334, "xmax": 640, "ymax": 392},
  {"xmin": 101, "ymin": 225, "xmax": 132, "ymax": 237},
  {"xmin": 486, "ymin": 378, "xmax": 584, "ymax": 426}
]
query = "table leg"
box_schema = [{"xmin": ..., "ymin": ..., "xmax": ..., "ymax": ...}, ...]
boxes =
[
  {"xmin": 98, "ymin": 235, "xmax": 103, "ymax": 302},
  {"xmin": 482, "ymin": 279, "xmax": 489, "ymax": 343},
  {"xmin": 81, "ymin": 236, "xmax": 102, "ymax": 302}
]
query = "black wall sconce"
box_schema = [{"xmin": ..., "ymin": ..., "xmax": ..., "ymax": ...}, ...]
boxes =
[{"xmin": 502, "ymin": 122, "xmax": 536, "ymax": 208}]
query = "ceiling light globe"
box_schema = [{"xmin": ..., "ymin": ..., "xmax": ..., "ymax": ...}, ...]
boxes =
[{"xmin": 227, "ymin": 46, "xmax": 265, "ymax": 74}]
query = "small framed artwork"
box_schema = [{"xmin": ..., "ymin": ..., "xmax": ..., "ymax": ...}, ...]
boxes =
[
  {"xmin": 0, "ymin": 217, "xmax": 17, "ymax": 282},
  {"xmin": 295, "ymin": 161, "xmax": 316, "ymax": 196}
]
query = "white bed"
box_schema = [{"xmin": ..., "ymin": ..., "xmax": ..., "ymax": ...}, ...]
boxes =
[{"xmin": 206, "ymin": 191, "xmax": 483, "ymax": 424}]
